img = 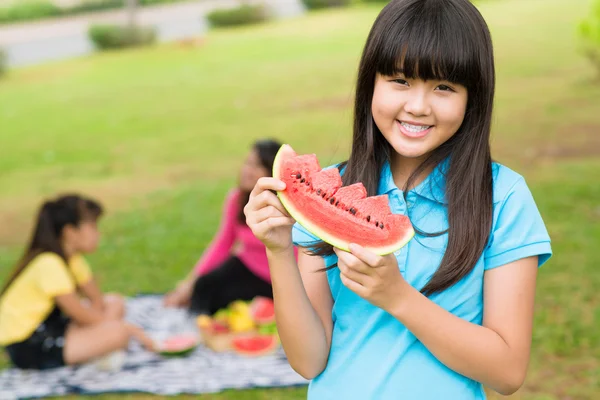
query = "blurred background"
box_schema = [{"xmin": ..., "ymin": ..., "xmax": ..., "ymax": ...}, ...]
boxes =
[{"xmin": 0, "ymin": 0, "xmax": 598, "ymax": 399}]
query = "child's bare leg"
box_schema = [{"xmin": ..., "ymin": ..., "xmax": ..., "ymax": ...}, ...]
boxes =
[
  {"xmin": 63, "ymin": 321, "xmax": 155, "ymax": 365},
  {"xmin": 103, "ymin": 293, "xmax": 125, "ymax": 320},
  {"xmin": 63, "ymin": 320, "xmax": 129, "ymax": 365}
]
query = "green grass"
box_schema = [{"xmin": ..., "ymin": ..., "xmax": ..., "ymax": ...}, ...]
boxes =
[{"xmin": 1, "ymin": 0, "xmax": 599, "ymax": 398}]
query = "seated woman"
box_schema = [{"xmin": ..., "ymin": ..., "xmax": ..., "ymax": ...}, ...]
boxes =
[
  {"xmin": 0, "ymin": 194, "xmax": 155, "ymax": 370},
  {"xmin": 164, "ymin": 138, "xmax": 297, "ymax": 315}
]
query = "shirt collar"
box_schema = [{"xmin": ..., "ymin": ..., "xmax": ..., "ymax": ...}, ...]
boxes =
[{"xmin": 379, "ymin": 158, "xmax": 448, "ymax": 204}]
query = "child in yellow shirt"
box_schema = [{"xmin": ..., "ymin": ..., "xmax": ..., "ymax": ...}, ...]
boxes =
[{"xmin": 0, "ymin": 194, "xmax": 155, "ymax": 370}]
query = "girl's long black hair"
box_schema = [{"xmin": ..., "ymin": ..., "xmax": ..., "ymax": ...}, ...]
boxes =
[
  {"xmin": 311, "ymin": 0, "xmax": 495, "ymax": 296},
  {"xmin": 1, "ymin": 194, "xmax": 103, "ymax": 296}
]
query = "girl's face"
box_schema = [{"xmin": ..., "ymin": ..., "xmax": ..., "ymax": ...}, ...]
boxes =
[
  {"xmin": 64, "ymin": 220, "xmax": 100, "ymax": 254},
  {"xmin": 372, "ymin": 73, "xmax": 468, "ymax": 164},
  {"xmin": 239, "ymin": 149, "xmax": 269, "ymax": 192}
]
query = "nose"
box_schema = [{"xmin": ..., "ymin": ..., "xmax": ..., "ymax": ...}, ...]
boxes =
[{"xmin": 403, "ymin": 88, "xmax": 431, "ymax": 117}]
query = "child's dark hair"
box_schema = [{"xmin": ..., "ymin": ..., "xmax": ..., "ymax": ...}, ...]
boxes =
[
  {"xmin": 0, "ymin": 194, "xmax": 103, "ymax": 296},
  {"xmin": 238, "ymin": 139, "xmax": 283, "ymax": 222},
  {"xmin": 311, "ymin": 0, "xmax": 496, "ymax": 296}
]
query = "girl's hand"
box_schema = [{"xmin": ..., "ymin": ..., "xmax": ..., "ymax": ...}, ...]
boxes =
[
  {"xmin": 334, "ymin": 244, "xmax": 409, "ymax": 312},
  {"xmin": 244, "ymin": 177, "xmax": 296, "ymax": 254}
]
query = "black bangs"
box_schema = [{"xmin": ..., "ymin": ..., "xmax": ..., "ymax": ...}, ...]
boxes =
[{"xmin": 375, "ymin": 0, "xmax": 481, "ymax": 88}]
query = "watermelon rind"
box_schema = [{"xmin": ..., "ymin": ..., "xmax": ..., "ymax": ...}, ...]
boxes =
[
  {"xmin": 158, "ymin": 336, "xmax": 199, "ymax": 357},
  {"xmin": 273, "ymin": 144, "xmax": 414, "ymax": 256}
]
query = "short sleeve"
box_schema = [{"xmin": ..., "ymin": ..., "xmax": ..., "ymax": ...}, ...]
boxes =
[
  {"xmin": 70, "ymin": 255, "xmax": 93, "ymax": 285},
  {"xmin": 484, "ymin": 177, "xmax": 552, "ymax": 270},
  {"xmin": 292, "ymin": 222, "xmax": 320, "ymax": 248},
  {"xmin": 36, "ymin": 254, "xmax": 76, "ymax": 297}
]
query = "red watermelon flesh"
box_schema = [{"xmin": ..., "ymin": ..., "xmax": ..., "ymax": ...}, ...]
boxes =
[
  {"xmin": 231, "ymin": 334, "xmax": 278, "ymax": 357},
  {"xmin": 273, "ymin": 144, "xmax": 415, "ymax": 255},
  {"xmin": 160, "ymin": 335, "xmax": 198, "ymax": 356},
  {"xmin": 249, "ymin": 296, "xmax": 275, "ymax": 325}
]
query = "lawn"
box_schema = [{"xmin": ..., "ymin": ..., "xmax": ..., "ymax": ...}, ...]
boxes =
[{"xmin": 0, "ymin": 0, "xmax": 599, "ymax": 398}]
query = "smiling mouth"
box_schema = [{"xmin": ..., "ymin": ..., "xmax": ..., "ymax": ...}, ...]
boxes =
[{"xmin": 399, "ymin": 121, "xmax": 433, "ymax": 133}]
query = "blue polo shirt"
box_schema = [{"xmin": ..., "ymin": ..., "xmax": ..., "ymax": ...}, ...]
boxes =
[{"xmin": 292, "ymin": 161, "xmax": 552, "ymax": 399}]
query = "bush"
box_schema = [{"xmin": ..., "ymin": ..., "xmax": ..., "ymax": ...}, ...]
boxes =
[
  {"xmin": 88, "ymin": 24, "xmax": 157, "ymax": 50},
  {"xmin": 301, "ymin": 0, "xmax": 351, "ymax": 10},
  {"xmin": 0, "ymin": 0, "xmax": 187, "ymax": 25},
  {"xmin": 0, "ymin": 48, "xmax": 7, "ymax": 77},
  {"xmin": 206, "ymin": 4, "xmax": 269, "ymax": 28},
  {"xmin": 0, "ymin": 1, "xmax": 61, "ymax": 24},
  {"xmin": 579, "ymin": 0, "xmax": 600, "ymax": 77}
]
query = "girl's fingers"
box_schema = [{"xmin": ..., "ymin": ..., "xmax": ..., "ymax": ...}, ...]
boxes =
[
  {"xmin": 247, "ymin": 190, "xmax": 290, "ymax": 218},
  {"xmin": 253, "ymin": 205, "xmax": 289, "ymax": 224},
  {"xmin": 254, "ymin": 216, "xmax": 296, "ymax": 234},
  {"xmin": 334, "ymin": 248, "xmax": 372, "ymax": 275},
  {"xmin": 338, "ymin": 260, "xmax": 370, "ymax": 286},
  {"xmin": 250, "ymin": 177, "xmax": 286, "ymax": 201}
]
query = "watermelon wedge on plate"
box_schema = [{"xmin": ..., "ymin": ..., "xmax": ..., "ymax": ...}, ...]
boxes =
[
  {"xmin": 157, "ymin": 334, "xmax": 199, "ymax": 357},
  {"xmin": 272, "ymin": 144, "xmax": 415, "ymax": 255}
]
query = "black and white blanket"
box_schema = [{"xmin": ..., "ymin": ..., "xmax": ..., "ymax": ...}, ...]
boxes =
[{"xmin": 0, "ymin": 295, "xmax": 308, "ymax": 399}]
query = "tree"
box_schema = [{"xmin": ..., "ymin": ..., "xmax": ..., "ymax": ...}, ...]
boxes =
[
  {"xmin": 126, "ymin": 0, "xmax": 138, "ymax": 29},
  {"xmin": 579, "ymin": 0, "xmax": 600, "ymax": 78}
]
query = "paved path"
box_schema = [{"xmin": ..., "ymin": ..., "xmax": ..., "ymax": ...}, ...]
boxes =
[{"xmin": 0, "ymin": 0, "xmax": 305, "ymax": 66}]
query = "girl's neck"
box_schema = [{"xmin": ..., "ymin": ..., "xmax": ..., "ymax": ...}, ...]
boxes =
[
  {"xmin": 61, "ymin": 239, "xmax": 76, "ymax": 260},
  {"xmin": 390, "ymin": 154, "xmax": 433, "ymax": 190}
]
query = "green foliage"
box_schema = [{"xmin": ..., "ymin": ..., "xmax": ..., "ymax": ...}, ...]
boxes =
[
  {"xmin": 206, "ymin": 4, "xmax": 270, "ymax": 28},
  {"xmin": 88, "ymin": 24, "xmax": 157, "ymax": 50},
  {"xmin": 579, "ymin": 0, "xmax": 600, "ymax": 76},
  {"xmin": 0, "ymin": 0, "xmax": 187, "ymax": 25},
  {"xmin": 301, "ymin": 0, "xmax": 352, "ymax": 10},
  {"xmin": 0, "ymin": 48, "xmax": 6, "ymax": 77},
  {"xmin": 0, "ymin": 1, "xmax": 61, "ymax": 24}
]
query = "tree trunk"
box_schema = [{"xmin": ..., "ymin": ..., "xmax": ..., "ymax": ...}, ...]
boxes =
[{"xmin": 126, "ymin": 0, "xmax": 138, "ymax": 29}]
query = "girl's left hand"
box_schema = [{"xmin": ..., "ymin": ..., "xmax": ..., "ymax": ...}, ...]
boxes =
[{"xmin": 334, "ymin": 243, "xmax": 409, "ymax": 312}]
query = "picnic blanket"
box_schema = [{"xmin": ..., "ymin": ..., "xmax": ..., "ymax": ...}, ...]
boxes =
[{"xmin": 0, "ymin": 295, "xmax": 308, "ymax": 399}]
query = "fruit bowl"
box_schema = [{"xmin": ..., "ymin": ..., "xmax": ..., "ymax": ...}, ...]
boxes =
[{"xmin": 196, "ymin": 297, "xmax": 280, "ymax": 357}]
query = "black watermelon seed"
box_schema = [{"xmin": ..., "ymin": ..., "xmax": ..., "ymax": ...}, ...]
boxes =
[
  {"xmin": 366, "ymin": 215, "xmax": 371, "ymax": 222},
  {"xmin": 300, "ymin": 178, "xmax": 305, "ymax": 183},
  {"xmin": 329, "ymin": 197, "xmax": 335, "ymax": 204},
  {"xmin": 335, "ymin": 201, "xmax": 340, "ymax": 207},
  {"xmin": 296, "ymin": 173, "xmax": 301, "ymax": 179},
  {"xmin": 317, "ymin": 189, "xmax": 321, "ymax": 195},
  {"xmin": 349, "ymin": 208, "xmax": 356, "ymax": 215},
  {"xmin": 375, "ymin": 221, "xmax": 379, "ymax": 228},
  {"xmin": 380, "ymin": 223, "xmax": 384, "ymax": 229}
]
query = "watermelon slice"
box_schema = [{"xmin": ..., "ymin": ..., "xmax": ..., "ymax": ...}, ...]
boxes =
[
  {"xmin": 273, "ymin": 144, "xmax": 415, "ymax": 255},
  {"xmin": 231, "ymin": 334, "xmax": 279, "ymax": 357},
  {"xmin": 249, "ymin": 296, "xmax": 275, "ymax": 325},
  {"xmin": 158, "ymin": 334, "xmax": 198, "ymax": 357}
]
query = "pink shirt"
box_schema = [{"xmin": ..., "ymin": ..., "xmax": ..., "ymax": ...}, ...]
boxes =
[{"xmin": 193, "ymin": 189, "xmax": 297, "ymax": 283}]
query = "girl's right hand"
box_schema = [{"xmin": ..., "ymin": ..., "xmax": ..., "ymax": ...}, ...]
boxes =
[{"xmin": 244, "ymin": 177, "xmax": 296, "ymax": 254}]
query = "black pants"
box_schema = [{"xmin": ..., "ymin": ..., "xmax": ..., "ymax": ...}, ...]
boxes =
[
  {"xmin": 189, "ymin": 256, "xmax": 273, "ymax": 315},
  {"xmin": 5, "ymin": 306, "xmax": 70, "ymax": 370}
]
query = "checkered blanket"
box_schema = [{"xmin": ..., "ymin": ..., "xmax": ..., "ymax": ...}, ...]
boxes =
[{"xmin": 0, "ymin": 295, "xmax": 308, "ymax": 399}]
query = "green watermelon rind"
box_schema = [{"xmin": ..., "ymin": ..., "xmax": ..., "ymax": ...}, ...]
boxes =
[
  {"xmin": 159, "ymin": 346, "xmax": 197, "ymax": 357},
  {"xmin": 273, "ymin": 144, "xmax": 415, "ymax": 256},
  {"xmin": 158, "ymin": 337, "xmax": 198, "ymax": 357}
]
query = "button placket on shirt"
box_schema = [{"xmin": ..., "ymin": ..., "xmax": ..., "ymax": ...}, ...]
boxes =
[{"xmin": 389, "ymin": 190, "xmax": 409, "ymax": 275}]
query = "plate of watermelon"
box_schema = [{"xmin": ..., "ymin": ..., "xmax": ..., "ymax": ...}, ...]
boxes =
[
  {"xmin": 157, "ymin": 333, "xmax": 199, "ymax": 357},
  {"xmin": 196, "ymin": 296, "xmax": 280, "ymax": 357}
]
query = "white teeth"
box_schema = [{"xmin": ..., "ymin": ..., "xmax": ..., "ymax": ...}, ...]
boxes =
[{"xmin": 400, "ymin": 122, "xmax": 431, "ymax": 133}]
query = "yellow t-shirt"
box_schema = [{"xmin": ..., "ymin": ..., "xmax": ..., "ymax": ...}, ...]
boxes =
[{"xmin": 0, "ymin": 252, "xmax": 92, "ymax": 346}]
